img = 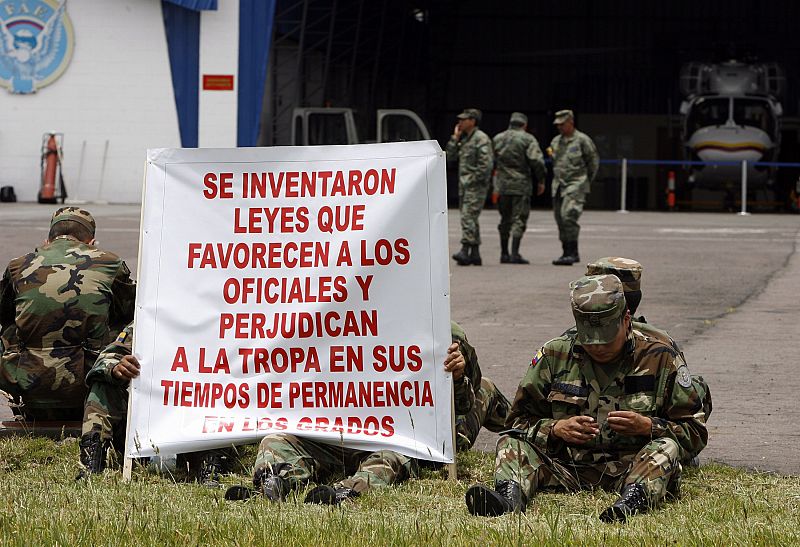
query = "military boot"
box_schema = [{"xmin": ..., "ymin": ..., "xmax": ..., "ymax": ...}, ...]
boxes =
[
  {"xmin": 509, "ymin": 237, "xmax": 529, "ymax": 264},
  {"xmin": 465, "ymin": 480, "xmax": 526, "ymax": 517},
  {"xmin": 553, "ymin": 241, "xmax": 578, "ymax": 266},
  {"xmin": 197, "ymin": 452, "xmax": 228, "ymax": 488},
  {"xmin": 599, "ymin": 483, "xmax": 649, "ymax": 523},
  {"xmin": 304, "ymin": 484, "xmax": 359, "ymax": 505},
  {"xmin": 500, "ymin": 236, "xmax": 510, "ymax": 263},
  {"xmin": 76, "ymin": 432, "xmax": 110, "ymax": 480},
  {"xmin": 254, "ymin": 463, "xmax": 293, "ymax": 501},
  {"xmin": 468, "ymin": 244, "xmax": 482, "ymax": 266},
  {"xmin": 452, "ymin": 244, "xmax": 471, "ymax": 265},
  {"xmin": 569, "ymin": 241, "xmax": 580, "ymax": 264}
]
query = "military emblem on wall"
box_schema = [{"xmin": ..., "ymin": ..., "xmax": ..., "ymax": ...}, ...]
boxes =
[{"xmin": 0, "ymin": 0, "xmax": 74, "ymax": 94}]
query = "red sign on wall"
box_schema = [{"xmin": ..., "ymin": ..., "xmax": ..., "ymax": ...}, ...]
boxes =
[{"xmin": 203, "ymin": 75, "xmax": 235, "ymax": 91}]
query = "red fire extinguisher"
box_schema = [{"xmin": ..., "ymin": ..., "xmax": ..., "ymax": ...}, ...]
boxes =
[{"xmin": 39, "ymin": 132, "xmax": 67, "ymax": 204}]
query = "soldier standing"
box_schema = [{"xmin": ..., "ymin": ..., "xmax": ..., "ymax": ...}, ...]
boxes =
[
  {"xmin": 446, "ymin": 108, "xmax": 493, "ymax": 266},
  {"xmin": 549, "ymin": 110, "xmax": 599, "ymax": 266},
  {"xmin": 0, "ymin": 208, "xmax": 135, "ymax": 420},
  {"xmin": 465, "ymin": 275, "xmax": 707, "ymax": 522},
  {"xmin": 492, "ymin": 112, "xmax": 546, "ymax": 264}
]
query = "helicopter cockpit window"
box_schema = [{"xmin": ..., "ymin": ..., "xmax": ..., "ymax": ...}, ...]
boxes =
[
  {"xmin": 733, "ymin": 99, "xmax": 774, "ymax": 135},
  {"xmin": 687, "ymin": 98, "xmax": 729, "ymax": 133},
  {"xmin": 307, "ymin": 113, "xmax": 349, "ymax": 145}
]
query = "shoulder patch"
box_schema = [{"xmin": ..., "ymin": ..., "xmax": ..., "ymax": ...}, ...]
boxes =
[
  {"xmin": 531, "ymin": 349, "xmax": 544, "ymax": 368},
  {"xmin": 676, "ymin": 365, "xmax": 692, "ymax": 388},
  {"xmin": 115, "ymin": 331, "xmax": 128, "ymax": 345}
]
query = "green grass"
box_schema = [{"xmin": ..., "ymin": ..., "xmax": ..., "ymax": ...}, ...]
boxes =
[{"xmin": 0, "ymin": 436, "xmax": 798, "ymax": 546}]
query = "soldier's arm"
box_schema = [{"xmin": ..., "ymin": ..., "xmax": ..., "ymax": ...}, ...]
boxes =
[
  {"xmin": 526, "ymin": 138, "xmax": 547, "ymax": 184},
  {"xmin": 0, "ymin": 268, "xmax": 15, "ymax": 329},
  {"xmin": 583, "ymin": 136, "xmax": 600, "ymax": 183},
  {"xmin": 445, "ymin": 136, "xmax": 460, "ymax": 164},
  {"xmin": 651, "ymin": 354, "xmax": 709, "ymax": 457},
  {"xmin": 476, "ymin": 135, "xmax": 494, "ymax": 181},
  {"xmin": 451, "ymin": 325, "xmax": 481, "ymax": 414},
  {"xmin": 86, "ymin": 324, "xmax": 134, "ymax": 386},
  {"xmin": 506, "ymin": 351, "xmax": 562, "ymax": 453},
  {"xmin": 109, "ymin": 261, "xmax": 136, "ymax": 332}
]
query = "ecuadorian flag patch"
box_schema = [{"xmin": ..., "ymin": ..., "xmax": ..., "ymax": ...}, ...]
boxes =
[
  {"xmin": 115, "ymin": 331, "xmax": 128, "ymax": 344},
  {"xmin": 531, "ymin": 349, "xmax": 544, "ymax": 367}
]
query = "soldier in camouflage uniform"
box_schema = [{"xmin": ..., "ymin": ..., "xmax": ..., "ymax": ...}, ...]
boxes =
[
  {"xmin": 582, "ymin": 257, "xmax": 712, "ymax": 463},
  {"xmin": 549, "ymin": 110, "xmax": 599, "ymax": 266},
  {"xmin": 492, "ymin": 112, "xmax": 546, "ymax": 264},
  {"xmin": 77, "ymin": 323, "xmax": 235, "ymax": 484},
  {"xmin": 0, "ymin": 207, "xmax": 135, "ymax": 420},
  {"xmin": 446, "ymin": 108, "xmax": 493, "ymax": 266},
  {"xmin": 241, "ymin": 322, "xmax": 480, "ymax": 505},
  {"xmin": 466, "ymin": 275, "xmax": 708, "ymax": 522}
]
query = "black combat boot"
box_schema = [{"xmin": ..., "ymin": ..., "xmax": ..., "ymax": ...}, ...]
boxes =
[
  {"xmin": 304, "ymin": 484, "xmax": 360, "ymax": 505},
  {"xmin": 468, "ymin": 244, "xmax": 482, "ymax": 266},
  {"xmin": 500, "ymin": 235, "xmax": 510, "ymax": 263},
  {"xmin": 465, "ymin": 480, "xmax": 526, "ymax": 517},
  {"xmin": 452, "ymin": 244, "xmax": 471, "ymax": 265},
  {"xmin": 599, "ymin": 482, "xmax": 649, "ymax": 523},
  {"xmin": 552, "ymin": 242, "xmax": 573, "ymax": 265},
  {"xmin": 570, "ymin": 241, "xmax": 580, "ymax": 264},
  {"xmin": 76, "ymin": 432, "xmax": 109, "ymax": 480},
  {"xmin": 254, "ymin": 463, "xmax": 293, "ymax": 501},
  {"xmin": 509, "ymin": 237, "xmax": 529, "ymax": 264},
  {"xmin": 197, "ymin": 452, "xmax": 228, "ymax": 488}
]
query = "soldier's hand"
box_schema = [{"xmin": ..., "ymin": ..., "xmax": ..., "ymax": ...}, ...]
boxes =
[
  {"xmin": 443, "ymin": 342, "xmax": 465, "ymax": 381},
  {"xmin": 113, "ymin": 355, "xmax": 141, "ymax": 381},
  {"xmin": 453, "ymin": 124, "xmax": 461, "ymax": 139},
  {"xmin": 536, "ymin": 181, "xmax": 546, "ymax": 196},
  {"xmin": 553, "ymin": 415, "xmax": 599, "ymax": 444},
  {"xmin": 607, "ymin": 411, "xmax": 652, "ymax": 436}
]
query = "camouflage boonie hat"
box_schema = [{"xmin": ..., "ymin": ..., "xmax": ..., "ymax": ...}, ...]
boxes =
[
  {"xmin": 457, "ymin": 108, "xmax": 482, "ymax": 122},
  {"xmin": 50, "ymin": 207, "xmax": 96, "ymax": 235},
  {"xmin": 509, "ymin": 112, "xmax": 527, "ymax": 126},
  {"xmin": 570, "ymin": 275, "xmax": 626, "ymax": 345},
  {"xmin": 586, "ymin": 257, "xmax": 642, "ymax": 293},
  {"xmin": 553, "ymin": 109, "xmax": 574, "ymax": 125}
]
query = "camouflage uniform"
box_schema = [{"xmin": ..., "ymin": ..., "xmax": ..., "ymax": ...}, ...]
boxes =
[
  {"xmin": 446, "ymin": 112, "xmax": 493, "ymax": 247},
  {"xmin": 80, "ymin": 323, "xmax": 234, "ymax": 480},
  {"xmin": 584, "ymin": 257, "xmax": 713, "ymax": 456},
  {"xmin": 492, "ymin": 276, "xmax": 707, "ymax": 511},
  {"xmin": 81, "ymin": 323, "xmax": 134, "ymax": 447},
  {"xmin": 493, "ymin": 114, "xmax": 546, "ymax": 260},
  {"xmin": 0, "ymin": 208, "xmax": 135, "ymax": 419},
  {"xmin": 452, "ymin": 321, "xmax": 511, "ymax": 452},
  {"xmin": 253, "ymin": 321, "xmax": 495, "ymax": 496},
  {"xmin": 549, "ymin": 111, "xmax": 598, "ymax": 264}
]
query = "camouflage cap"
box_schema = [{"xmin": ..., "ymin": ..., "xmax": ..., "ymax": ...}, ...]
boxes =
[
  {"xmin": 553, "ymin": 109, "xmax": 574, "ymax": 125},
  {"xmin": 586, "ymin": 257, "xmax": 642, "ymax": 293},
  {"xmin": 570, "ymin": 275, "xmax": 626, "ymax": 345},
  {"xmin": 509, "ymin": 112, "xmax": 528, "ymax": 126},
  {"xmin": 457, "ymin": 108, "xmax": 482, "ymax": 122},
  {"xmin": 50, "ymin": 207, "xmax": 96, "ymax": 235}
]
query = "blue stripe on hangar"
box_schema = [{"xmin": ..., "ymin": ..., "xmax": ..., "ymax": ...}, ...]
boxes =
[{"xmin": 161, "ymin": 0, "xmax": 276, "ymax": 148}]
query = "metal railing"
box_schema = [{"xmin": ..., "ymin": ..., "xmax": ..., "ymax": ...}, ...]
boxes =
[{"xmin": 599, "ymin": 158, "xmax": 800, "ymax": 215}]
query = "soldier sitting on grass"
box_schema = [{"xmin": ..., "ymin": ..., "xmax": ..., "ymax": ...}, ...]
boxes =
[{"xmin": 465, "ymin": 275, "xmax": 708, "ymax": 522}]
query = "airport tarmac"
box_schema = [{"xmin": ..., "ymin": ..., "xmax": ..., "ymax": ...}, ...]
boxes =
[{"xmin": 1, "ymin": 204, "xmax": 798, "ymax": 474}]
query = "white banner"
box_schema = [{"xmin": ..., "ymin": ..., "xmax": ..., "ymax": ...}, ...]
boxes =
[{"xmin": 126, "ymin": 142, "xmax": 453, "ymax": 462}]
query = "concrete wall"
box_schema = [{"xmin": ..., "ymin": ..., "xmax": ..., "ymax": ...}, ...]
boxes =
[{"xmin": 0, "ymin": 1, "xmax": 179, "ymax": 203}]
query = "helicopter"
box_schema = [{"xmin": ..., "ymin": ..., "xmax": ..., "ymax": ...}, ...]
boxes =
[{"xmin": 679, "ymin": 60, "xmax": 784, "ymax": 187}]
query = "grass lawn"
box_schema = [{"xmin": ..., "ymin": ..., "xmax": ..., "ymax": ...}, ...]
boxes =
[{"xmin": 0, "ymin": 436, "xmax": 798, "ymax": 546}]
